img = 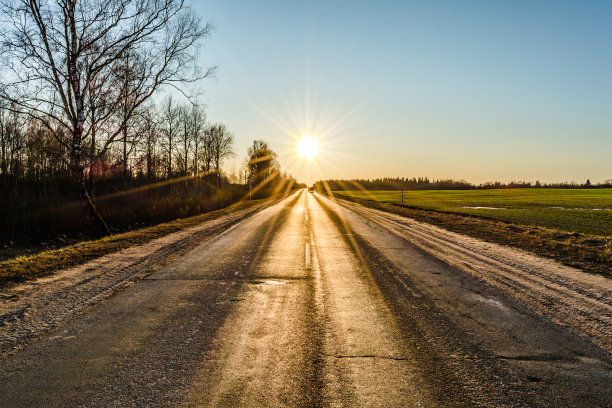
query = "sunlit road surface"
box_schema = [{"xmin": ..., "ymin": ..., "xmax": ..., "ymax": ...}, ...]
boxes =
[{"xmin": 0, "ymin": 190, "xmax": 610, "ymax": 407}]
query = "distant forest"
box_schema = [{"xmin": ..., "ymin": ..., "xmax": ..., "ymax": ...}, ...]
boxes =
[{"xmin": 315, "ymin": 177, "xmax": 612, "ymax": 191}]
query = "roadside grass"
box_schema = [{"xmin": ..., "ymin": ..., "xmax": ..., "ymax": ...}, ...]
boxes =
[
  {"xmin": 335, "ymin": 189, "xmax": 612, "ymax": 236},
  {"xmin": 0, "ymin": 198, "xmax": 269, "ymax": 288},
  {"xmin": 329, "ymin": 191, "xmax": 611, "ymax": 277}
]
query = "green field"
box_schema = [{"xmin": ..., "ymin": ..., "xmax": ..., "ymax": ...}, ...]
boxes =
[{"xmin": 334, "ymin": 189, "xmax": 612, "ymax": 236}]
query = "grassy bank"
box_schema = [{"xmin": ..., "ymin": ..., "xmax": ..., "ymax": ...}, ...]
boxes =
[
  {"xmin": 0, "ymin": 198, "xmax": 271, "ymax": 288},
  {"xmin": 328, "ymin": 191, "xmax": 611, "ymax": 277}
]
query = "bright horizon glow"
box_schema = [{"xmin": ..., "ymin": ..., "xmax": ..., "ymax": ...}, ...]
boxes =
[{"xmin": 297, "ymin": 137, "xmax": 318, "ymax": 159}]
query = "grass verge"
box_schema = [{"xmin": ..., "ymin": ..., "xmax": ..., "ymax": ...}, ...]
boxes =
[
  {"xmin": 330, "ymin": 193, "xmax": 611, "ymax": 278},
  {"xmin": 0, "ymin": 198, "xmax": 270, "ymax": 288}
]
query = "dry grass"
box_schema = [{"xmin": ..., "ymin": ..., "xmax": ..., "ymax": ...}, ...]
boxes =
[
  {"xmin": 0, "ymin": 198, "xmax": 269, "ymax": 288},
  {"xmin": 333, "ymin": 194, "xmax": 611, "ymax": 278}
]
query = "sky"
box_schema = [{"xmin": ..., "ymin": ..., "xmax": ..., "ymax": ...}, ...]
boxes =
[{"xmin": 191, "ymin": 0, "xmax": 612, "ymax": 185}]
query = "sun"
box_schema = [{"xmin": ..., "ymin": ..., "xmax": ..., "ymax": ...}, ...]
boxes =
[{"xmin": 297, "ymin": 137, "xmax": 318, "ymax": 159}]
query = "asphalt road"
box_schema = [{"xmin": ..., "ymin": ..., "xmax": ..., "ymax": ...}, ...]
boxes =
[{"xmin": 0, "ymin": 190, "xmax": 610, "ymax": 407}]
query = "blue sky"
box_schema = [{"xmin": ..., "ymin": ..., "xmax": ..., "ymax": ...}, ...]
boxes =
[{"xmin": 193, "ymin": 0, "xmax": 612, "ymax": 185}]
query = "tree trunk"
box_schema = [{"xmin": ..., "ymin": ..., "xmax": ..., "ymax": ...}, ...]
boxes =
[
  {"xmin": 70, "ymin": 124, "xmax": 110, "ymax": 238},
  {"xmin": 88, "ymin": 106, "xmax": 96, "ymax": 189},
  {"xmin": 193, "ymin": 141, "xmax": 198, "ymax": 190},
  {"xmin": 185, "ymin": 148, "xmax": 189, "ymax": 176},
  {"xmin": 68, "ymin": 2, "xmax": 110, "ymax": 238},
  {"xmin": 0, "ymin": 126, "xmax": 6, "ymax": 187},
  {"xmin": 194, "ymin": 143, "xmax": 198, "ymax": 177},
  {"xmin": 183, "ymin": 119, "xmax": 189, "ymax": 176},
  {"xmin": 146, "ymin": 141, "xmax": 153, "ymax": 179},
  {"xmin": 215, "ymin": 155, "xmax": 220, "ymax": 189},
  {"xmin": 168, "ymin": 134, "xmax": 173, "ymax": 179},
  {"xmin": 123, "ymin": 125, "xmax": 128, "ymax": 179}
]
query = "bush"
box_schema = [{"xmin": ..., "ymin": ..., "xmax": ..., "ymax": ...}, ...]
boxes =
[{"xmin": 0, "ymin": 175, "xmax": 248, "ymax": 246}]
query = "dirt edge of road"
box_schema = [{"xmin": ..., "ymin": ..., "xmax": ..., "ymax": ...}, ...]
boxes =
[
  {"xmin": 0, "ymin": 194, "xmax": 289, "ymax": 289},
  {"xmin": 321, "ymin": 191, "xmax": 611, "ymax": 277}
]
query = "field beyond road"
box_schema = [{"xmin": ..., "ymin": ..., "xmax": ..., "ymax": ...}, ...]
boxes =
[
  {"xmin": 335, "ymin": 188, "xmax": 612, "ymax": 236},
  {"xmin": 329, "ymin": 189, "xmax": 611, "ymax": 276}
]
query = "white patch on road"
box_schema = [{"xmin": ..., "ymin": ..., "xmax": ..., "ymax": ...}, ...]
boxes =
[{"xmin": 263, "ymin": 280, "xmax": 286, "ymax": 286}]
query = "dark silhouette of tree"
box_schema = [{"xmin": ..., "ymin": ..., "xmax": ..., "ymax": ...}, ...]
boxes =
[
  {"xmin": 159, "ymin": 96, "xmax": 180, "ymax": 179},
  {"xmin": 177, "ymin": 105, "xmax": 193, "ymax": 177},
  {"xmin": 190, "ymin": 105, "xmax": 207, "ymax": 177},
  {"xmin": 139, "ymin": 106, "xmax": 160, "ymax": 180},
  {"xmin": 247, "ymin": 140, "xmax": 279, "ymax": 193},
  {"xmin": 208, "ymin": 124, "xmax": 235, "ymax": 188}
]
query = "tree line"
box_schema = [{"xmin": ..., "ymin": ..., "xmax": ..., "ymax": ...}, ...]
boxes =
[
  {"xmin": 0, "ymin": 98, "xmax": 234, "ymax": 187},
  {"xmin": 315, "ymin": 177, "xmax": 612, "ymax": 192}
]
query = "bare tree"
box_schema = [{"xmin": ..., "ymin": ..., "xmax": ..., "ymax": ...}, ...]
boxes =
[
  {"xmin": 202, "ymin": 127, "xmax": 214, "ymax": 175},
  {"xmin": 139, "ymin": 105, "xmax": 159, "ymax": 180},
  {"xmin": 116, "ymin": 52, "xmax": 137, "ymax": 180},
  {"xmin": 177, "ymin": 105, "xmax": 192, "ymax": 177},
  {"xmin": 208, "ymin": 124, "xmax": 234, "ymax": 188},
  {"xmin": 0, "ymin": 0, "xmax": 214, "ymax": 235},
  {"xmin": 85, "ymin": 66, "xmax": 114, "ymax": 186},
  {"xmin": 190, "ymin": 105, "xmax": 206, "ymax": 177},
  {"xmin": 0, "ymin": 105, "xmax": 27, "ymax": 186},
  {"xmin": 159, "ymin": 96, "xmax": 180, "ymax": 179}
]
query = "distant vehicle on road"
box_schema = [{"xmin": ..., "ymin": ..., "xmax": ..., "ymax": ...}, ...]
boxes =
[{"xmin": 308, "ymin": 187, "xmax": 314, "ymax": 193}]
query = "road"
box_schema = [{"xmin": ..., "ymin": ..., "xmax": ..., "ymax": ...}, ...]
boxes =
[{"xmin": 0, "ymin": 190, "xmax": 610, "ymax": 407}]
